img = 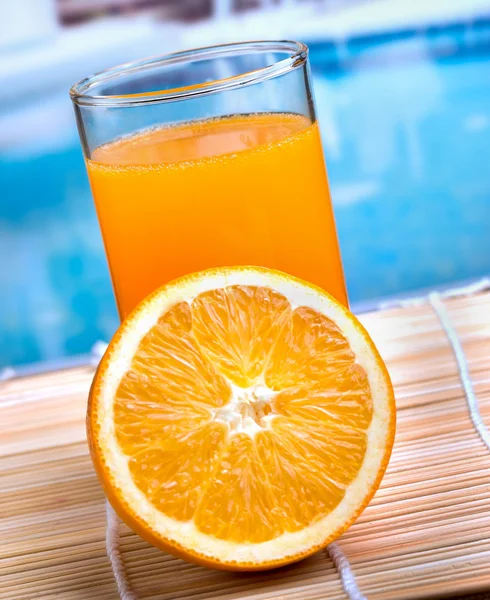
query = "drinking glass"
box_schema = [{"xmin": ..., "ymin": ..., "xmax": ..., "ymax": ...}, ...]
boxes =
[{"xmin": 70, "ymin": 41, "xmax": 347, "ymax": 318}]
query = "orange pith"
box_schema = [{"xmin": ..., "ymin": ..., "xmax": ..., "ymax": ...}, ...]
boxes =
[{"xmin": 88, "ymin": 267, "xmax": 395, "ymax": 570}]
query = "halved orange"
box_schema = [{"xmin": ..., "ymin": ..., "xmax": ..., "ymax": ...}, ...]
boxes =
[{"xmin": 88, "ymin": 266, "xmax": 395, "ymax": 570}]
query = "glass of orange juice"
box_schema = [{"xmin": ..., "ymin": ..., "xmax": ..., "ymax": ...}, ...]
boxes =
[{"xmin": 70, "ymin": 41, "xmax": 347, "ymax": 318}]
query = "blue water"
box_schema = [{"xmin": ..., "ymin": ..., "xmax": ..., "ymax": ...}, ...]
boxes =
[
  {"xmin": 309, "ymin": 23, "xmax": 490, "ymax": 300},
  {"xmin": 1, "ymin": 23, "xmax": 490, "ymax": 367}
]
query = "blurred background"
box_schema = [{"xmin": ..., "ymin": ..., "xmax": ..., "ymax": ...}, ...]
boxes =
[{"xmin": 1, "ymin": 0, "xmax": 490, "ymax": 370}]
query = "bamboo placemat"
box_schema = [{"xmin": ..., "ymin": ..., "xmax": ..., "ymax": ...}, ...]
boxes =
[{"xmin": 2, "ymin": 288, "xmax": 490, "ymax": 600}]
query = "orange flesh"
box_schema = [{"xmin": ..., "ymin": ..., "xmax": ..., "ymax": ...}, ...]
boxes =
[
  {"xmin": 114, "ymin": 285, "xmax": 372, "ymax": 544},
  {"xmin": 87, "ymin": 114, "xmax": 347, "ymax": 317}
]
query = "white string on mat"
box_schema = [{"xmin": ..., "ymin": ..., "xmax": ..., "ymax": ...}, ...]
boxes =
[
  {"xmin": 327, "ymin": 543, "xmax": 367, "ymax": 600},
  {"xmin": 106, "ymin": 501, "xmax": 138, "ymax": 600},
  {"xmin": 324, "ymin": 277, "xmax": 490, "ymax": 600},
  {"xmin": 379, "ymin": 277, "xmax": 490, "ymax": 310},
  {"xmin": 105, "ymin": 505, "xmax": 366, "ymax": 600},
  {"xmin": 429, "ymin": 292, "xmax": 490, "ymax": 453},
  {"xmin": 105, "ymin": 279, "xmax": 490, "ymax": 600}
]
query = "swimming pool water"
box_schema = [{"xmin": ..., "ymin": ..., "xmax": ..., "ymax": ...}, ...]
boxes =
[
  {"xmin": 310, "ymin": 23, "xmax": 490, "ymax": 300},
  {"xmin": 1, "ymin": 23, "xmax": 490, "ymax": 367}
]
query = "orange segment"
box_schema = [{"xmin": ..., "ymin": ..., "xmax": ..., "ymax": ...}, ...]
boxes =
[
  {"xmin": 191, "ymin": 285, "xmax": 291, "ymax": 387},
  {"xmin": 88, "ymin": 266, "xmax": 395, "ymax": 570},
  {"xmin": 266, "ymin": 306, "xmax": 355, "ymax": 390},
  {"xmin": 127, "ymin": 423, "xmax": 227, "ymax": 521},
  {"xmin": 195, "ymin": 433, "xmax": 277, "ymax": 543},
  {"xmin": 273, "ymin": 364, "xmax": 373, "ymax": 429},
  {"xmin": 118, "ymin": 301, "xmax": 230, "ymax": 415}
]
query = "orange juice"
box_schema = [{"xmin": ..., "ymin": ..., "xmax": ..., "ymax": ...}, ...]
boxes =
[{"xmin": 87, "ymin": 113, "xmax": 347, "ymax": 317}]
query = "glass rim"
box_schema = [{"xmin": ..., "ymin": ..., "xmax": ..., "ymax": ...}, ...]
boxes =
[{"xmin": 69, "ymin": 40, "xmax": 308, "ymax": 108}]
